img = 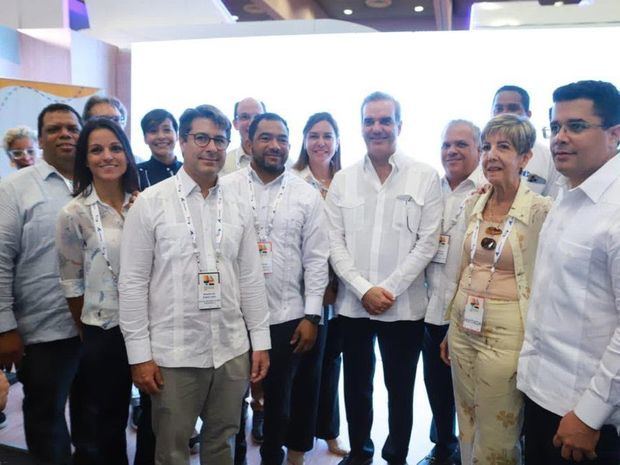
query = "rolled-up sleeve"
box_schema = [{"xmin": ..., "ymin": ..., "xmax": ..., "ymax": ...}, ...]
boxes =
[
  {"xmin": 118, "ymin": 196, "xmax": 155, "ymax": 364},
  {"xmin": 0, "ymin": 183, "xmax": 20, "ymax": 333},
  {"xmin": 56, "ymin": 207, "xmax": 85, "ymax": 298}
]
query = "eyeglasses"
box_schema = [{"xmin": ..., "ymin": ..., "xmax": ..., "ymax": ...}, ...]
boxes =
[
  {"xmin": 235, "ymin": 113, "xmax": 258, "ymax": 122},
  {"xmin": 187, "ymin": 133, "xmax": 230, "ymax": 149},
  {"xmin": 8, "ymin": 149, "xmax": 37, "ymax": 159},
  {"xmin": 542, "ymin": 120, "xmax": 606, "ymax": 139}
]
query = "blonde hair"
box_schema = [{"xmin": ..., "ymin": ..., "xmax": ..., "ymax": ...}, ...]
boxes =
[
  {"xmin": 3, "ymin": 126, "xmax": 37, "ymax": 153},
  {"xmin": 481, "ymin": 114, "xmax": 536, "ymax": 155}
]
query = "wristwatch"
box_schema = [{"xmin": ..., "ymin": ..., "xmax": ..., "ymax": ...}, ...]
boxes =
[{"xmin": 303, "ymin": 314, "xmax": 321, "ymax": 325}]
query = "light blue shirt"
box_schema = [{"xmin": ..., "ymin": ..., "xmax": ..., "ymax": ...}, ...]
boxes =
[{"xmin": 0, "ymin": 160, "xmax": 78, "ymax": 344}]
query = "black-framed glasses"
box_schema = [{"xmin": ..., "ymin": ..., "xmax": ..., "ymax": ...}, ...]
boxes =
[
  {"xmin": 8, "ymin": 148, "xmax": 37, "ymax": 159},
  {"xmin": 187, "ymin": 133, "xmax": 230, "ymax": 149},
  {"xmin": 481, "ymin": 237, "xmax": 497, "ymax": 251},
  {"xmin": 542, "ymin": 120, "xmax": 606, "ymax": 139}
]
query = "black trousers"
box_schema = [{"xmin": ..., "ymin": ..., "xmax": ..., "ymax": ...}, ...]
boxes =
[
  {"xmin": 260, "ymin": 318, "xmax": 325, "ymax": 465},
  {"xmin": 79, "ymin": 324, "xmax": 132, "ymax": 465},
  {"xmin": 340, "ymin": 316, "xmax": 424, "ymax": 465},
  {"xmin": 17, "ymin": 336, "xmax": 88, "ymax": 465},
  {"xmin": 315, "ymin": 315, "xmax": 344, "ymax": 440},
  {"xmin": 421, "ymin": 323, "xmax": 458, "ymax": 458},
  {"xmin": 524, "ymin": 395, "xmax": 620, "ymax": 465},
  {"xmin": 134, "ymin": 391, "xmax": 156, "ymax": 465}
]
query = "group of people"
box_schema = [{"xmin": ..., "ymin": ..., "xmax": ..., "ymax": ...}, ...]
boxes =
[{"xmin": 0, "ymin": 79, "xmax": 618, "ymax": 465}]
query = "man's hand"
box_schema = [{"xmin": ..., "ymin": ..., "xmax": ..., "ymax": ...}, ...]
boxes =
[
  {"xmin": 439, "ymin": 335, "xmax": 451, "ymax": 366},
  {"xmin": 0, "ymin": 371, "xmax": 9, "ymax": 411},
  {"xmin": 130, "ymin": 360, "xmax": 164, "ymax": 395},
  {"xmin": 290, "ymin": 319, "xmax": 318, "ymax": 354},
  {"xmin": 0, "ymin": 330, "xmax": 23, "ymax": 370},
  {"xmin": 553, "ymin": 410, "xmax": 600, "ymax": 462},
  {"xmin": 361, "ymin": 287, "xmax": 395, "ymax": 315},
  {"xmin": 250, "ymin": 350, "xmax": 270, "ymax": 383}
]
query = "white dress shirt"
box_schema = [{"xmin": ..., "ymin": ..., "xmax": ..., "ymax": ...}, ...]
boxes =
[
  {"xmin": 222, "ymin": 146, "xmax": 252, "ymax": 176},
  {"xmin": 424, "ymin": 171, "xmax": 481, "ymax": 325},
  {"xmin": 56, "ymin": 188, "xmax": 131, "ymax": 329},
  {"xmin": 222, "ymin": 166, "xmax": 329, "ymax": 326},
  {"xmin": 325, "ymin": 150, "xmax": 442, "ymax": 322},
  {"xmin": 518, "ymin": 154, "xmax": 620, "ymax": 432},
  {"xmin": 118, "ymin": 167, "xmax": 270, "ymax": 369},
  {"xmin": 523, "ymin": 140, "xmax": 562, "ymax": 198}
]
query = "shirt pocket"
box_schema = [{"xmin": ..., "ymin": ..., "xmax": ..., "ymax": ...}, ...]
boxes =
[
  {"xmin": 156, "ymin": 224, "xmax": 193, "ymax": 261},
  {"xmin": 392, "ymin": 194, "xmax": 423, "ymax": 233},
  {"xmin": 221, "ymin": 222, "xmax": 243, "ymax": 259},
  {"xmin": 338, "ymin": 199, "xmax": 365, "ymax": 231},
  {"xmin": 554, "ymin": 238, "xmax": 592, "ymax": 309}
]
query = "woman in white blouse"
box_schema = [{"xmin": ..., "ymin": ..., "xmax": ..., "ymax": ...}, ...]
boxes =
[
  {"xmin": 287, "ymin": 112, "xmax": 348, "ymax": 464},
  {"xmin": 56, "ymin": 117, "xmax": 139, "ymax": 465}
]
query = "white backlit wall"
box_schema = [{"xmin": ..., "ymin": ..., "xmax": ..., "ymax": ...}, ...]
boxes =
[{"xmin": 131, "ymin": 27, "xmax": 619, "ymax": 173}]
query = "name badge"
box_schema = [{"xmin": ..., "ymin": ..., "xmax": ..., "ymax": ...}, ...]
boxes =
[
  {"xmin": 431, "ymin": 234, "xmax": 450, "ymax": 264},
  {"xmin": 258, "ymin": 241, "xmax": 273, "ymax": 274},
  {"xmin": 198, "ymin": 272, "xmax": 221, "ymax": 310},
  {"xmin": 463, "ymin": 295, "xmax": 484, "ymax": 334}
]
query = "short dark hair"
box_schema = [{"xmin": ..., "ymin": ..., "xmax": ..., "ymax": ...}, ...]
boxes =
[
  {"xmin": 233, "ymin": 99, "xmax": 266, "ymax": 118},
  {"xmin": 247, "ymin": 113, "xmax": 289, "ymax": 141},
  {"xmin": 361, "ymin": 91, "xmax": 401, "ymax": 123},
  {"xmin": 293, "ymin": 112, "xmax": 342, "ymax": 175},
  {"xmin": 140, "ymin": 109, "xmax": 178, "ymax": 136},
  {"xmin": 494, "ymin": 85, "xmax": 530, "ymax": 113},
  {"xmin": 37, "ymin": 103, "xmax": 82, "ymax": 135},
  {"xmin": 552, "ymin": 80, "xmax": 620, "ymax": 128},
  {"xmin": 82, "ymin": 95, "xmax": 127, "ymax": 127},
  {"xmin": 179, "ymin": 105, "xmax": 232, "ymax": 141},
  {"xmin": 73, "ymin": 118, "xmax": 139, "ymax": 197}
]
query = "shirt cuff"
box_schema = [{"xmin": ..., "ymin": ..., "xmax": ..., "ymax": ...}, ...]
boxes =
[
  {"xmin": 303, "ymin": 295, "xmax": 323, "ymax": 317},
  {"xmin": 574, "ymin": 389, "xmax": 615, "ymax": 430},
  {"xmin": 351, "ymin": 276, "xmax": 373, "ymax": 300},
  {"xmin": 125, "ymin": 339, "xmax": 153, "ymax": 365},
  {"xmin": 0, "ymin": 309, "xmax": 18, "ymax": 334},
  {"xmin": 60, "ymin": 279, "xmax": 85, "ymax": 298},
  {"xmin": 249, "ymin": 328, "xmax": 271, "ymax": 352}
]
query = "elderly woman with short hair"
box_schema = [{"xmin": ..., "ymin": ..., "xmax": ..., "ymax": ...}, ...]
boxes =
[
  {"xmin": 440, "ymin": 114, "xmax": 553, "ymax": 465},
  {"xmin": 3, "ymin": 126, "xmax": 38, "ymax": 169}
]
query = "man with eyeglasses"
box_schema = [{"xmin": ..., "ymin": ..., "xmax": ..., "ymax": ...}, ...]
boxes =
[
  {"xmin": 518, "ymin": 80, "xmax": 620, "ymax": 465},
  {"xmin": 0, "ymin": 103, "xmax": 92, "ymax": 464},
  {"xmin": 223, "ymin": 113, "xmax": 329, "ymax": 465},
  {"xmin": 492, "ymin": 85, "xmax": 561, "ymax": 198},
  {"xmin": 222, "ymin": 97, "xmax": 266, "ymax": 175},
  {"xmin": 119, "ymin": 104, "xmax": 271, "ymax": 465}
]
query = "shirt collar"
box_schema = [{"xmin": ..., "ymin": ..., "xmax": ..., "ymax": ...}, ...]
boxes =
[
  {"xmin": 178, "ymin": 166, "xmax": 220, "ymax": 198},
  {"xmin": 247, "ymin": 164, "xmax": 288, "ymax": 187},
  {"xmin": 570, "ymin": 154, "xmax": 620, "ymax": 203},
  {"xmin": 148, "ymin": 155, "xmax": 180, "ymax": 170},
  {"xmin": 471, "ymin": 180, "xmax": 534, "ymax": 226},
  {"xmin": 82, "ymin": 186, "xmax": 132, "ymax": 209},
  {"xmin": 441, "ymin": 168, "xmax": 481, "ymax": 193},
  {"xmin": 363, "ymin": 149, "xmax": 405, "ymax": 174}
]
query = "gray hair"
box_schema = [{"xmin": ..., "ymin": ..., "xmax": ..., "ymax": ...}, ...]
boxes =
[
  {"xmin": 3, "ymin": 126, "xmax": 37, "ymax": 153},
  {"xmin": 481, "ymin": 114, "xmax": 536, "ymax": 155},
  {"xmin": 361, "ymin": 91, "xmax": 401, "ymax": 123},
  {"xmin": 443, "ymin": 119, "xmax": 481, "ymax": 148}
]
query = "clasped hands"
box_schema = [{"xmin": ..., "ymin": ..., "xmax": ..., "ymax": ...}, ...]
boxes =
[{"xmin": 361, "ymin": 286, "xmax": 395, "ymax": 315}]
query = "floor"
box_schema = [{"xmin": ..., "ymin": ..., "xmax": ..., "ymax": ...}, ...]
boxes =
[{"xmin": 0, "ymin": 357, "xmax": 434, "ymax": 465}]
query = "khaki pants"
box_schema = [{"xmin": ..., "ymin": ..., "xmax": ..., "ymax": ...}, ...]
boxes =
[
  {"xmin": 151, "ymin": 353, "xmax": 250, "ymax": 465},
  {"xmin": 448, "ymin": 289, "xmax": 524, "ymax": 465}
]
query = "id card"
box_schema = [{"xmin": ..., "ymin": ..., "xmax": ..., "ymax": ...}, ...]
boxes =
[
  {"xmin": 258, "ymin": 241, "xmax": 273, "ymax": 274},
  {"xmin": 463, "ymin": 295, "xmax": 484, "ymax": 333},
  {"xmin": 198, "ymin": 272, "xmax": 221, "ymax": 310},
  {"xmin": 431, "ymin": 234, "xmax": 451, "ymax": 264}
]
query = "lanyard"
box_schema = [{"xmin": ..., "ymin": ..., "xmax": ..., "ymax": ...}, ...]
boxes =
[
  {"xmin": 90, "ymin": 203, "xmax": 118, "ymax": 284},
  {"xmin": 441, "ymin": 197, "xmax": 467, "ymax": 234},
  {"xmin": 174, "ymin": 175, "xmax": 223, "ymax": 271},
  {"xmin": 247, "ymin": 170, "xmax": 288, "ymax": 242},
  {"xmin": 468, "ymin": 216, "xmax": 515, "ymax": 292}
]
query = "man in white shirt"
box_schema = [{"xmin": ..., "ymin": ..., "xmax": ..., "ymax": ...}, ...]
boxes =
[
  {"xmin": 518, "ymin": 80, "xmax": 620, "ymax": 464},
  {"xmin": 222, "ymin": 97, "xmax": 265, "ymax": 175},
  {"xmin": 418, "ymin": 120, "xmax": 482, "ymax": 465},
  {"xmin": 326, "ymin": 92, "xmax": 442, "ymax": 465},
  {"xmin": 119, "ymin": 104, "xmax": 271, "ymax": 465},
  {"xmin": 223, "ymin": 112, "xmax": 329, "ymax": 465},
  {"xmin": 0, "ymin": 103, "xmax": 90, "ymax": 464},
  {"xmin": 492, "ymin": 85, "xmax": 561, "ymax": 198}
]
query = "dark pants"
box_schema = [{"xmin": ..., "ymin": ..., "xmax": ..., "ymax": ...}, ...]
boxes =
[
  {"xmin": 340, "ymin": 316, "xmax": 424, "ymax": 465},
  {"xmin": 524, "ymin": 395, "xmax": 620, "ymax": 465},
  {"xmin": 80, "ymin": 324, "xmax": 132, "ymax": 465},
  {"xmin": 134, "ymin": 391, "xmax": 156, "ymax": 465},
  {"xmin": 285, "ymin": 319, "xmax": 327, "ymax": 451},
  {"xmin": 316, "ymin": 315, "xmax": 344, "ymax": 440},
  {"xmin": 260, "ymin": 318, "xmax": 325, "ymax": 465},
  {"xmin": 17, "ymin": 336, "xmax": 87, "ymax": 465},
  {"xmin": 422, "ymin": 323, "xmax": 458, "ymax": 459}
]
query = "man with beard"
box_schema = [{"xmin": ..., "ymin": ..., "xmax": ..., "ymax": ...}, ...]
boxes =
[
  {"xmin": 0, "ymin": 103, "xmax": 90, "ymax": 464},
  {"xmin": 223, "ymin": 113, "xmax": 329, "ymax": 465},
  {"xmin": 325, "ymin": 91, "xmax": 442, "ymax": 465}
]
